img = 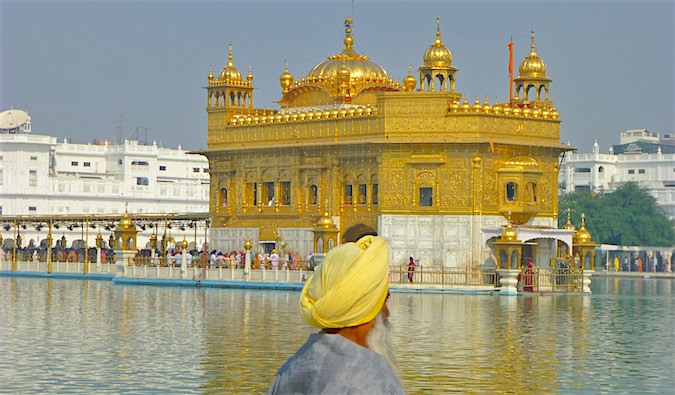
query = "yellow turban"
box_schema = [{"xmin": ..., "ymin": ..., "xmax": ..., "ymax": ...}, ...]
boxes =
[{"xmin": 299, "ymin": 235, "xmax": 389, "ymax": 329}]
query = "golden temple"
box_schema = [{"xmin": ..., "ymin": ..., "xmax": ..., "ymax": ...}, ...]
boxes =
[{"xmin": 200, "ymin": 17, "xmax": 573, "ymax": 267}]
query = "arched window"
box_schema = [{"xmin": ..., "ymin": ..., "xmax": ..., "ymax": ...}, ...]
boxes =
[
  {"xmin": 525, "ymin": 182, "xmax": 537, "ymax": 203},
  {"xmin": 598, "ymin": 166, "xmax": 604, "ymax": 173},
  {"xmin": 220, "ymin": 187, "xmax": 228, "ymax": 207},
  {"xmin": 344, "ymin": 184, "xmax": 353, "ymax": 205},
  {"xmin": 309, "ymin": 184, "xmax": 318, "ymax": 205},
  {"xmin": 506, "ymin": 182, "xmax": 517, "ymax": 202}
]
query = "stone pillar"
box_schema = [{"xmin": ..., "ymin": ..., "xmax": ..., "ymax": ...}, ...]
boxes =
[{"xmin": 497, "ymin": 269, "xmax": 521, "ymax": 295}]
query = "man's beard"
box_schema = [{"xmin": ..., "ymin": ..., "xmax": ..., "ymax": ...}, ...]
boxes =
[{"xmin": 365, "ymin": 310, "xmax": 401, "ymax": 377}]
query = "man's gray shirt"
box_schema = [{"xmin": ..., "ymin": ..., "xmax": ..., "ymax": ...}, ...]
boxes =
[{"xmin": 267, "ymin": 331, "xmax": 405, "ymax": 395}]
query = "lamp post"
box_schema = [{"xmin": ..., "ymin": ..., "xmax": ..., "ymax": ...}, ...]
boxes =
[
  {"xmin": 12, "ymin": 220, "xmax": 17, "ymax": 272},
  {"xmin": 96, "ymin": 231, "xmax": 103, "ymax": 270},
  {"xmin": 244, "ymin": 234, "xmax": 252, "ymax": 282},
  {"xmin": 84, "ymin": 218, "xmax": 89, "ymax": 274},
  {"xmin": 47, "ymin": 220, "xmax": 53, "ymax": 273}
]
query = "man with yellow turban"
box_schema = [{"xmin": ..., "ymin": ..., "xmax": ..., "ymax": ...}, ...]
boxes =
[{"xmin": 267, "ymin": 235, "xmax": 404, "ymax": 394}]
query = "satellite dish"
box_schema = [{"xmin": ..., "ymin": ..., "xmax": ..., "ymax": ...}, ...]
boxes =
[{"xmin": 0, "ymin": 109, "xmax": 31, "ymax": 132}]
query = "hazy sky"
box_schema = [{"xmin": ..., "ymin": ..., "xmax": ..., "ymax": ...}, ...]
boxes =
[{"xmin": 1, "ymin": 1, "xmax": 673, "ymax": 153}]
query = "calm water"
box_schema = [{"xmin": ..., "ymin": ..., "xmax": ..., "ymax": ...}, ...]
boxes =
[{"xmin": 0, "ymin": 277, "xmax": 673, "ymax": 394}]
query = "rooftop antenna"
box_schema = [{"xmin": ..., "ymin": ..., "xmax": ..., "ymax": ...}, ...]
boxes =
[
  {"xmin": 115, "ymin": 114, "xmax": 124, "ymax": 145},
  {"xmin": 133, "ymin": 127, "xmax": 150, "ymax": 145}
]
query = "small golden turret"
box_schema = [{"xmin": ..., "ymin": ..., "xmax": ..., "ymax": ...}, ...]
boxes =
[
  {"xmin": 403, "ymin": 65, "xmax": 417, "ymax": 92},
  {"xmin": 279, "ymin": 59, "xmax": 293, "ymax": 93},
  {"xmin": 246, "ymin": 66, "xmax": 253, "ymax": 83},
  {"xmin": 207, "ymin": 65, "xmax": 214, "ymax": 83}
]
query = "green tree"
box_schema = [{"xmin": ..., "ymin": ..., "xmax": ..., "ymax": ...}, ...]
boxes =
[{"xmin": 558, "ymin": 182, "xmax": 675, "ymax": 246}]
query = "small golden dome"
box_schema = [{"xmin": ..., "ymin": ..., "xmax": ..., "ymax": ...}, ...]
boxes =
[
  {"xmin": 550, "ymin": 106, "xmax": 559, "ymax": 119},
  {"xmin": 574, "ymin": 214, "xmax": 592, "ymax": 244},
  {"xmin": 471, "ymin": 95, "xmax": 482, "ymax": 112},
  {"xmin": 316, "ymin": 210, "xmax": 335, "ymax": 229},
  {"xmin": 501, "ymin": 222, "xmax": 519, "ymax": 242},
  {"xmin": 541, "ymin": 108, "xmax": 550, "ymax": 118},
  {"xmin": 482, "ymin": 96, "xmax": 492, "ymax": 113},
  {"xmin": 493, "ymin": 97, "xmax": 502, "ymax": 114},
  {"xmin": 181, "ymin": 235, "xmax": 189, "ymax": 251},
  {"xmin": 218, "ymin": 42, "xmax": 242, "ymax": 83},
  {"xmin": 518, "ymin": 30, "xmax": 547, "ymax": 79},
  {"xmin": 246, "ymin": 66, "xmax": 253, "ymax": 83},
  {"xmin": 563, "ymin": 209, "xmax": 576, "ymax": 230},
  {"xmin": 423, "ymin": 17, "xmax": 452, "ymax": 67},
  {"xmin": 460, "ymin": 97, "xmax": 471, "ymax": 112},
  {"xmin": 522, "ymin": 106, "xmax": 532, "ymax": 117},
  {"xmin": 403, "ymin": 65, "xmax": 417, "ymax": 92},
  {"xmin": 503, "ymin": 103, "xmax": 512, "ymax": 116},
  {"xmin": 207, "ymin": 65, "xmax": 214, "ymax": 83},
  {"xmin": 118, "ymin": 205, "xmax": 135, "ymax": 231},
  {"xmin": 244, "ymin": 234, "xmax": 253, "ymax": 251},
  {"xmin": 512, "ymin": 105, "xmax": 522, "ymax": 116}
]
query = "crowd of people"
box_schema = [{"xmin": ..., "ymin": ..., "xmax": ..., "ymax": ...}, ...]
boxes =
[
  {"xmin": 1, "ymin": 243, "xmax": 115, "ymax": 264},
  {"xmin": 134, "ymin": 248, "xmax": 316, "ymax": 271}
]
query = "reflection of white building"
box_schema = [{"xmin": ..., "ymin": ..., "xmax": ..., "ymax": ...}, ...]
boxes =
[
  {"xmin": 559, "ymin": 130, "xmax": 675, "ymax": 221},
  {"xmin": 0, "ymin": 108, "xmax": 210, "ymax": 249}
]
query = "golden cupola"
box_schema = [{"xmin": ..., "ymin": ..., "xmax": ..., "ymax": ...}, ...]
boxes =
[
  {"xmin": 279, "ymin": 60, "xmax": 294, "ymax": 93},
  {"xmin": 573, "ymin": 214, "xmax": 592, "ymax": 244},
  {"xmin": 518, "ymin": 31, "xmax": 547, "ymax": 78},
  {"xmin": 514, "ymin": 30, "xmax": 552, "ymax": 105},
  {"xmin": 306, "ymin": 17, "xmax": 389, "ymax": 83},
  {"xmin": 423, "ymin": 17, "xmax": 452, "ymax": 68},
  {"xmin": 218, "ymin": 42, "xmax": 243, "ymax": 83},
  {"xmin": 419, "ymin": 17, "xmax": 459, "ymax": 96}
]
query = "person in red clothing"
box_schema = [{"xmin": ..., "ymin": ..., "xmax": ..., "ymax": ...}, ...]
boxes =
[
  {"xmin": 523, "ymin": 259, "xmax": 534, "ymax": 292},
  {"xmin": 407, "ymin": 257, "xmax": 415, "ymax": 283}
]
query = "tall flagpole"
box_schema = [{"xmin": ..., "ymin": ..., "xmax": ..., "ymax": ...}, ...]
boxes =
[{"xmin": 508, "ymin": 37, "xmax": 514, "ymax": 103}]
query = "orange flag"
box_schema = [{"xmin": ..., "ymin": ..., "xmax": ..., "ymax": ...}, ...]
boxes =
[{"xmin": 489, "ymin": 138, "xmax": 495, "ymax": 153}]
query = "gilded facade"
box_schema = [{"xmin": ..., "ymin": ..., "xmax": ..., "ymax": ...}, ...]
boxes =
[{"xmin": 200, "ymin": 18, "xmax": 572, "ymax": 267}]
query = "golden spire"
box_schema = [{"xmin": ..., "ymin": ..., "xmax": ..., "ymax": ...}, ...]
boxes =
[
  {"xmin": 228, "ymin": 41, "xmax": 233, "ymax": 66},
  {"xmin": 247, "ymin": 65, "xmax": 253, "ymax": 83},
  {"xmin": 563, "ymin": 208, "xmax": 576, "ymax": 230},
  {"xmin": 208, "ymin": 65, "xmax": 214, "ymax": 82},
  {"xmin": 343, "ymin": 17, "xmax": 354, "ymax": 52}
]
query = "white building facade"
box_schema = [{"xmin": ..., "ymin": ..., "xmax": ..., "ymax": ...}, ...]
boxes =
[
  {"xmin": 0, "ymin": 109, "xmax": 210, "ymax": 250},
  {"xmin": 559, "ymin": 130, "xmax": 675, "ymax": 221}
]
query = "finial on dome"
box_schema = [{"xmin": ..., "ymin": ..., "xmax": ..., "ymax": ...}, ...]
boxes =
[
  {"xmin": 531, "ymin": 29, "xmax": 535, "ymax": 51},
  {"xmin": 247, "ymin": 65, "xmax": 253, "ymax": 82},
  {"xmin": 344, "ymin": 17, "xmax": 354, "ymax": 50},
  {"xmin": 208, "ymin": 65, "xmax": 214, "ymax": 82},
  {"xmin": 285, "ymin": 59, "xmax": 288, "ymax": 72},
  {"xmin": 228, "ymin": 42, "xmax": 233, "ymax": 65}
]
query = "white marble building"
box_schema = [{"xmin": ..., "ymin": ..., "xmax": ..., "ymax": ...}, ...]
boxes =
[
  {"xmin": 0, "ymin": 108, "xmax": 210, "ymax": 249},
  {"xmin": 559, "ymin": 130, "xmax": 675, "ymax": 221}
]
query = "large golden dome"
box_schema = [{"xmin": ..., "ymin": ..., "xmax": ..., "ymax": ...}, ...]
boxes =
[
  {"xmin": 518, "ymin": 30, "xmax": 547, "ymax": 79},
  {"xmin": 423, "ymin": 17, "xmax": 452, "ymax": 67},
  {"xmin": 306, "ymin": 18, "xmax": 389, "ymax": 82},
  {"xmin": 218, "ymin": 42, "xmax": 242, "ymax": 83}
]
